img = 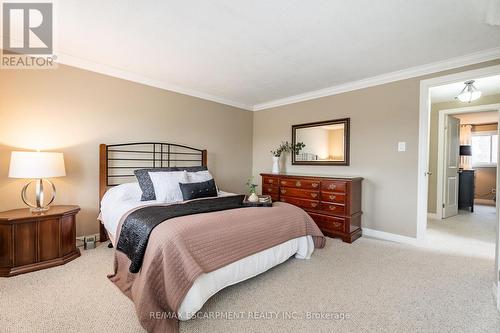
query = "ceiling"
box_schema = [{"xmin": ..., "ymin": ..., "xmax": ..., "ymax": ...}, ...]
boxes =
[
  {"xmin": 431, "ymin": 75, "xmax": 500, "ymax": 103},
  {"xmin": 40, "ymin": 1, "xmax": 500, "ymax": 109},
  {"xmin": 455, "ymin": 111, "xmax": 498, "ymax": 124}
]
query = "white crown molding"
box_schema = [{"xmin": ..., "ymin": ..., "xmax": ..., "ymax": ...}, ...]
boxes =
[
  {"xmin": 48, "ymin": 47, "xmax": 500, "ymax": 112},
  {"xmin": 362, "ymin": 228, "xmax": 419, "ymax": 246},
  {"xmin": 54, "ymin": 52, "xmax": 254, "ymax": 111},
  {"xmin": 253, "ymin": 47, "xmax": 500, "ymax": 111}
]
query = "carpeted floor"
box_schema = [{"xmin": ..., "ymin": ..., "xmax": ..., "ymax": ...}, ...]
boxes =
[
  {"xmin": 1, "ymin": 235, "xmax": 499, "ymax": 332},
  {"xmin": 426, "ymin": 204, "xmax": 497, "ymax": 260}
]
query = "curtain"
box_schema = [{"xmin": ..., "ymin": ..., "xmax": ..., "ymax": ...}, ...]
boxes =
[{"xmin": 460, "ymin": 124, "xmax": 472, "ymax": 169}]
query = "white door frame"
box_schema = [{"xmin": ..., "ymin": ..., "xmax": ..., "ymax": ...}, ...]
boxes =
[
  {"xmin": 418, "ymin": 64, "xmax": 500, "ymax": 311},
  {"xmin": 417, "ymin": 64, "xmax": 500, "ymax": 241},
  {"xmin": 435, "ymin": 104, "xmax": 500, "ymax": 220}
]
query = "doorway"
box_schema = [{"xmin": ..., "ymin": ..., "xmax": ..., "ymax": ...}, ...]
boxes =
[
  {"xmin": 418, "ymin": 64, "xmax": 500, "ymax": 311},
  {"xmin": 430, "ymin": 105, "xmax": 499, "ymax": 259}
]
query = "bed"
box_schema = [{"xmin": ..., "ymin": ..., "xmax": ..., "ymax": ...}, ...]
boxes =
[{"xmin": 98, "ymin": 142, "xmax": 325, "ymax": 332}]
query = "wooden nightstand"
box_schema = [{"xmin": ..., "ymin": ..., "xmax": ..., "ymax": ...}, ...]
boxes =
[{"xmin": 0, "ymin": 205, "xmax": 81, "ymax": 277}]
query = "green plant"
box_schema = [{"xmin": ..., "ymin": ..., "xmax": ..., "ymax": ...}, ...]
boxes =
[
  {"xmin": 270, "ymin": 141, "xmax": 306, "ymax": 157},
  {"xmin": 245, "ymin": 177, "xmax": 258, "ymax": 194}
]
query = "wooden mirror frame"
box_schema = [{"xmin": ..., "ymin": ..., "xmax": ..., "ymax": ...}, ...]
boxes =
[{"xmin": 292, "ymin": 118, "xmax": 350, "ymax": 166}]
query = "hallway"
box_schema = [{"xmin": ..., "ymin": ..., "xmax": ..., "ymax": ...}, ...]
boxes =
[{"xmin": 426, "ymin": 205, "xmax": 496, "ymax": 259}]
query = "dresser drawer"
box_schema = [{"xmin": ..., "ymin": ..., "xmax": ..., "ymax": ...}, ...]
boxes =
[
  {"xmin": 320, "ymin": 192, "xmax": 346, "ymax": 204},
  {"xmin": 280, "ymin": 187, "xmax": 319, "ymax": 200},
  {"xmin": 320, "ymin": 202, "xmax": 346, "ymax": 215},
  {"xmin": 262, "ymin": 185, "xmax": 279, "ymax": 195},
  {"xmin": 280, "ymin": 196, "xmax": 320, "ymax": 210},
  {"xmin": 263, "ymin": 176, "xmax": 279, "ymax": 185},
  {"xmin": 262, "ymin": 185, "xmax": 280, "ymax": 201},
  {"xmin": 280, "ymin": 178, "xmax": 320, "ymax": 190},
  {"xmin": 308, "ymin": 212, "xmax": 345, "ymax": 233},
  {"xmin": 321, "ymin": 180, "xmax": 347, "ymax": 193}
]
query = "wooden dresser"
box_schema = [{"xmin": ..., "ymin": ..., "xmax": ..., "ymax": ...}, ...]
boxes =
[{"xmin": 261, "ymin": 173, "xmax": 362, "ymax": 243}]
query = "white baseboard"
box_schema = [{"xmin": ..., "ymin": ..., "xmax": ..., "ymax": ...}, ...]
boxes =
[
  {"xmin": 427, "ymin": 213, "xmax": 440, "ymax": 220},
  {"xmin": 363, "ymin": 228, "xmax": 419, "ymax": 246}
]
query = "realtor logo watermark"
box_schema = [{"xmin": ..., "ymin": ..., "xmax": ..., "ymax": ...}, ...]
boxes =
[{"xmin": 1, "ymin": 1, "xmax": 56, "ymax": 68}]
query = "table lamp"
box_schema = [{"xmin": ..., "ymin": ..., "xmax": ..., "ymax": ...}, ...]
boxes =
[{"xmin": 8, "ymin": 151, "xmax": 66, "ymax": 213}]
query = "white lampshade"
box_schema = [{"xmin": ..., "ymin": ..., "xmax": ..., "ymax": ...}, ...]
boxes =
[{"xmin": 9, "ymin": 151, "xmax": 66, "ymax": 179}]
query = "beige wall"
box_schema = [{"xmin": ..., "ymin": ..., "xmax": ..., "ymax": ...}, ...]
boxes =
[
  {"xmin": 427, "ymin": 94, "xmax": 500, "ymax": 213},
  {"xmin": 2, "ymin": 59, "xmax": 500, "ymax": 239},
  {"xmin": 0, "ymin": 64, "xmax": 253, "ymax": 236},
  {"xmin": 253, "ymin": 60, "xmax": 500, "ymax": 238}
]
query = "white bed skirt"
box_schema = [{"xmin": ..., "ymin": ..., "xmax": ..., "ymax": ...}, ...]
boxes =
[{"xmin": 178, "ymin": 235, "xmax": 314, "ymax": 320}]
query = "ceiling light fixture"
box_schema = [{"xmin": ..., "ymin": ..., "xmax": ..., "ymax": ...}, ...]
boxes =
[{"xmin": 456, "ymin": 80, "xmax": 482, "ymax": 103}]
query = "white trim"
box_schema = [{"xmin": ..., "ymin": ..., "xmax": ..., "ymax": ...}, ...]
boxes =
[
  {"xmin": 362, "ymin": 228, "xmax": 418, "ymax": 246},
  {"xmin": 418, "ymin": 64, "xmax": 500, "ymax": 241},
  {"xmin": 427, "ymin": 213, "xmax": 439, "ymax": 220},
  {"xmin": 54, "ymin": 53, "xmax": 255, "ymax": 111},
  {"xmin": 435, "ymin": 104, "xmax": 500, "ymax": 220},
  {"xmin": 254, "ymin": 47, "xmax": 500, "ymax": 111},
  {"xmin": 44, "ymin": 46, "xmax": 500, "ymax": 112}
]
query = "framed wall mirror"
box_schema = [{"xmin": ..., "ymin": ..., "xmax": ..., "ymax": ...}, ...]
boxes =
[{"xmin": 292, "ymin": 118, "xmax": 350, "ymax": 166}]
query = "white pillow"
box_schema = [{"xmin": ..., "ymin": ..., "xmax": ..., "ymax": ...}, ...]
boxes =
[
  {"xmin": 149, "ymin": 171, "xmax": 188, "ymax": 203},
  {"xmin": 101, "ymin": 182, "xmax": 142, "ymax": 207},
  {"xmin": 187, "ymin": 170, "xmax": 214, "ymax": 183}
]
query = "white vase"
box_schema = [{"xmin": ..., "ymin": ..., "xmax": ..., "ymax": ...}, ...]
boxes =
[
  {"xmin": 248, "ymin": 192, "xmax": 259, "ymax": 202},
  {"xmin": 272, "ymin": 156, "xmax": 280, "ymax": 174}
]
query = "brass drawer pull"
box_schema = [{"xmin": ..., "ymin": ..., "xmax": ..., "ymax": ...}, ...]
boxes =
[
  {"xmin": 311, "ymin": 193, "xmax": 318, "ymax": 198},
  {"xmin": 328, "ymin": 184, "xmax": 337, "ymax": 190},
  {"xmin": 329, "ymin": 205, "xmax": 337, "ymax": 211},
  {"xmin": 296, "ymin": 181, "xmax": 301, "ymax": 187},
  {"xmin": 268, "ymin": 188, "xmax": 273, "ymax": 192},
  {"xmin": 329, "ymin": 195, "xmax": 336, "ymax": 200},
  {"xmin": 281, "ymin": 181, "xmax": 287, "ymax": 185},
  {"xmin": 268, "ymin": 179, "xmax": 274, "ymax": 183},
  {"xmin": 332, "ymin": 222, "xmax": 342, "ymax": 228},
  {"xmin": 281, "ymin": 189, "xmax": 287, "ymax": 194},
  {"xmin": 312, "ymin": 183, "xmax": 319, "ymax": 188},
  {"xmin": 310, "ymin": 202, "xmax": 318, "ymax": 208}
]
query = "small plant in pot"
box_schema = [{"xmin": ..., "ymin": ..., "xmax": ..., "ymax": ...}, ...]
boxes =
[
  {"xmin": 246, "ymin": 177, "xmax": 259, "ymax": 202},
  {"xmin": 270, "ymin": 141, "xmax": 306, "ymax": 174}
]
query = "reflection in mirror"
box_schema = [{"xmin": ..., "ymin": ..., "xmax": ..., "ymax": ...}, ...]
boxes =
[{"xmin": 292, "ymin": 118, "xmax": 349, "ymax": 166}]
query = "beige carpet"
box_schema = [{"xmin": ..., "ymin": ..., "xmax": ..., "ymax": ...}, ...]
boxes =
[
  {"xmin": 1, "ymin": 236, "xmax": 499, "ymax": 332},
  {"xmin": 426, "ymin": 205, "xmax": 497, "ymax": 260}
]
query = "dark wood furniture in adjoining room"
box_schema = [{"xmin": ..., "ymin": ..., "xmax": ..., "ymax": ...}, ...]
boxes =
[
  {"xmin": 458, "ymin": 169, "xmax": 475, "ymax": 212},
  {"xmin": 0, "ymin": 205, "xmax": 80, "ymax": 277},
  {"xmin": 261, "ymin": 173, "xmax": 362, "ymax": 243}
]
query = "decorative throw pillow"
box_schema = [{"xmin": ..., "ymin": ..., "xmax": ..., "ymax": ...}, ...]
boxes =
[
  {"xmin": 148, "ymin": 171, "xmax": 188, "ymax": 203},
  {"xmin": 135, "ymin": 166, "xmax": 207, "ymax": 201},
  {"xmin": 179, "ymin": 179, "xmax": 218, "ymax": 201}
]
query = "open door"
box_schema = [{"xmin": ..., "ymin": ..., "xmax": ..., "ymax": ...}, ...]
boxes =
[{"xmin": 442, "ymin": 115, "xmax": 460, "ymax": 219}]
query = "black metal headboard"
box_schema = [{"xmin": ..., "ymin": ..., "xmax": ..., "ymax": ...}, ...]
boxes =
[
  {"xmin": 100, "ymin": 142, "xmax": 207, "ymax": 190},
  {"xmin": 98, "ymin": 142, "xmax": 207, "ymax": 242}
]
